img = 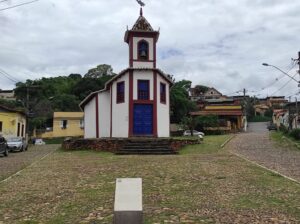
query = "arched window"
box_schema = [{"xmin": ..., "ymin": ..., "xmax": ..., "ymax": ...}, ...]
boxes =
[{"xmin": 138, "ymin": 40, "xmax": 149, "ymax": 60}]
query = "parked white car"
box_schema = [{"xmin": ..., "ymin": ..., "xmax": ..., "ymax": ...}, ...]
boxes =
[
  {"xmin": 7, "ymin": 137, "xmax": 28, "ymax": 152},
  {"xmin": 183, "ymin": 130, "xmax": 205, "ymax": 136},
  {"xmin": 35, "ymin": 139, "xmax": 46, "ymax": 145}
]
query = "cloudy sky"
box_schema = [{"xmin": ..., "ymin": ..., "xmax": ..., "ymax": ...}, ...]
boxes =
[{"xmin": 0, "ymin": 0, "xmax": 299, "ymax": 99}]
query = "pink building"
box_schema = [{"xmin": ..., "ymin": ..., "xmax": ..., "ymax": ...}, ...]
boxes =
[{"xmin": 80, "ymin": 8, "xmax": 173, "ymax": 138}]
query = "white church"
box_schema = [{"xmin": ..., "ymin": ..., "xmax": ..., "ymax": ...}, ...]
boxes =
[{"xmin": 80, "ymin": 8, "xmax": 173, "ymax": 138}]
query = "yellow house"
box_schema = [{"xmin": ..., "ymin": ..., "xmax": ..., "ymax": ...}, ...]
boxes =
[
  {"xmin": 0, "ymin": 105, "xmax": 27, "ymax": 138},
  {"xmin": 39, "ymin": 112, "xmax": 84, "ymax": 138}
]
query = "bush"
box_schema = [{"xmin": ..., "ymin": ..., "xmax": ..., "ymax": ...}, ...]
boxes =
[
  {"xmin": 249, "ymin": 116, "xmax": 271, "ymax": 122},
  {"xmin": 289, "ymin": 129, "xmax": 300, "ymax": 140},
  {"xmin": 279, "ymin": 124, "xmax": 289, "ymax": 134}
]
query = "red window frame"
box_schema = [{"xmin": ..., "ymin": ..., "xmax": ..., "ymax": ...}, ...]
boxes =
[
  {"xmin": 160, "ymin": 82, "xmax": 166, "ymax": 104},
  {"xmin": 138, "ymin": 80, "xmax": 150, "ymax": 100},
  {"xmin": 117, "ymin": 81, "xmax": 125, "ymax": 103}
]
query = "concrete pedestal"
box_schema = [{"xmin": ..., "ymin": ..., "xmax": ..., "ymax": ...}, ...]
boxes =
[{"xmin": 114, "ymin": 178, "xmax": 143, "ymax": 224}]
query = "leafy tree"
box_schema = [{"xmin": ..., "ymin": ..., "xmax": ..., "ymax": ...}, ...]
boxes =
[
  {"xmin": 50, "ymin": 94, "xmax": 80, "ymax": 112},
  {"xmin": 193, "ymin": 85, "xmax": 209, "ymax": 95},
  {"xmin": 72, "ymin": 76, "xmax": 112, "ymax": 101},
  {"xmin": 170, "ymin": 80, "xmax": 196, "ymax": 123},
  {"xmin": 84, "ymin": 64, "xmax": 115, "ymax": 78}
]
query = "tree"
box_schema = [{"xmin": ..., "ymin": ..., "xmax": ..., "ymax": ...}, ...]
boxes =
[
  {"xmin": 170, "ymin": 80, "xmax": 196, "ymax": 123},
  {"xmin": 193, "ymin": 85, "xmax": 209, "ymax": 95},
  {"xmin": 72, "ymin": 76, "xmax": 112, "ymax": 101},
  {"xmin": 84, "ymin": 64, "xmax": 115, "ymax": 78}
]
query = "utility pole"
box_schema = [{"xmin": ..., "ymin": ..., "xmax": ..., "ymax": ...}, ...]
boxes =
[
  {"xmin": 296, "ymin": 97, "xmax": 298, "ymax": 129},
  {"xmin": 243, "ymin": 88, "xmax": 247, "ymax": 132},
  {"xmin": 292, "ymin": 52, "xmax": 300, "ymax": 129}
]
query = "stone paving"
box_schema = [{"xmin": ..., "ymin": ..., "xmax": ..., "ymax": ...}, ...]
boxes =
[
  {"xmin": 0, "ymin": 144, "xmax": 59, "ymax": 181},
  {"xmin": 226, "ymin": 122, "xmax": 300, "ymax": 182}
]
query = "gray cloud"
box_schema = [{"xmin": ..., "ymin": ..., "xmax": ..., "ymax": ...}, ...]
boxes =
[{"xmin": 0, "ymin": 0, "xmax": 299, "ymax": 99}]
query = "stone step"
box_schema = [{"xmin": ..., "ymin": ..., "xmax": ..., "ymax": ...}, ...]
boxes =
[
  {"xmin": 125, "ymin": 141, "xmax": 170, "ymax": 145},
  {"xmin": 116, "ymin": 150, "xmax": 176, "ymax": 155},
  {"xmin": 119, "ymin": 147, "xmax": 172, "ymax": 151},
  {"xmin": 122, "ymin": 145, "xmax": 170, "ymax": 149}
]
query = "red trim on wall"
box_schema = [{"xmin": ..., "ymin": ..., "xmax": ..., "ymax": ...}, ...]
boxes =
[
  {"xmin": 153, "ymin": 71, "xmax": 158, "ymax": 137},
  {"xmin": 110, "ymin": 87, "xmax": 113, "ymax": 138},
  {"xmin": 133, "ymin": 100, "xmax": 154, "ymax": 104},
  {"xmin": 153, "ymin": 37, "xmax": 156, "ymax": 68},
  {"xmin": 95, "ymin": 94, "xmax": 99, "ymax": 138},
  {"xmin": 129, "ymin": 34, "xmax": 133, "ymax": 67},
  {"xmin": 133, "ymin": 59, "xmax": 155, "ymax": 62},
  {"xmin": 128, "ymin": 70, "xmax": 134, "ymax": 137}
]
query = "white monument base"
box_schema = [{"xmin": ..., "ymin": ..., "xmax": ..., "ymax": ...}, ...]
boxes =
[{"xmin": 114, "ymin": 178, "xmax": 143, "ymax": 224}]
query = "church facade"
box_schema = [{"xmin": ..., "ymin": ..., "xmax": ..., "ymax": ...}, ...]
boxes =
[{"xmin": 80, "ymin": 8, "xmax": 173, "ymax": 138}]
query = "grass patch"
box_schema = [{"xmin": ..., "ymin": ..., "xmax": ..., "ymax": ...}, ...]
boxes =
[
  {"xmin": 43, "ymin": 137, "xmax": 65, "ymax": 144},
  {"xmin": 270, "ymin": 131, "xmax": 300, "ymax": 150},
  {"xmin": 0, "ymin": 139, "xmax": 299, "ymax": 223},
  {"xmin": 180, "ymin": 135, "xmax": 230, "ymax": 155}
]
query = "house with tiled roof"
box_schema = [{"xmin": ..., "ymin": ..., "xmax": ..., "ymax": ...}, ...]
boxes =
[{"xmin": 80, "ymin": 8, "xmax": 173, "ymax": 138}]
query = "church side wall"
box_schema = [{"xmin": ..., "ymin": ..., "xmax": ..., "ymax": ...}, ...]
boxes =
[
  {"xmin": 98, "ymin": 92, "xmax": 111, "ymax": 137},
  {"xmin": 112, "ymin": 74, "xmax": 129, "ymax": 137},
  {"xmin": 84, "ymin": 97, "xmax": 96, "ymax": 138},
  {"xmin": 157, "ymin": 75, "xmax": 170, "ymax": 137}
]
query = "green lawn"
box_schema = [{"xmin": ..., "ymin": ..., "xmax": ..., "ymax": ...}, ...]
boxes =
[
  {"xmin": 271, "ymin": 131, "xmax": 300, "ymax": 151},
  {"xmin": 0, "ymin": 135, "xmax": 299, "ymax": 223}
]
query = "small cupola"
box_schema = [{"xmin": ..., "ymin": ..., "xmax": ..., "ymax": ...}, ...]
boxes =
[{"xmin": 124, "ymin": 8, "xmax": 160, "ymax": 68}]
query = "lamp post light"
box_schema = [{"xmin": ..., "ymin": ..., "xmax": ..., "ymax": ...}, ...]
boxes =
[{"xmin": 262, "ymin": 63, "xmax": 299, "ymax": 84}]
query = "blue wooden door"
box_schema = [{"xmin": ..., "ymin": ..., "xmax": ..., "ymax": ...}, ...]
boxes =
[{"xmin": 133, "ymin": 104, "xmax": 153, "ymax": 135}]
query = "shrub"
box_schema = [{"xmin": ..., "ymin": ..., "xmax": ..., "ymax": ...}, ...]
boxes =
[
  {"xmin": 289, "ymin": 129, "xmax": 300, "ymax": 140},
  {"xmin": 279, "ymin": 124, "xmax": 289, "ymax": 134}
]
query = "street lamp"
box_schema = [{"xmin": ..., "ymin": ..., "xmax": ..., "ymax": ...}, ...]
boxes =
[{"xmin": 262, "ymin": 63, "xmax": 299, "ymax": 84}]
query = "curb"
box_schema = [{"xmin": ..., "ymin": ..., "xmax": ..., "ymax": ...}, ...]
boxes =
[
  {"xmin": 231, "ymin": 151, "xmax": 300, "ymax": 185},
  {"xmin": 220, "ymin": 134, "xmax": 236, "ymax": 148}
]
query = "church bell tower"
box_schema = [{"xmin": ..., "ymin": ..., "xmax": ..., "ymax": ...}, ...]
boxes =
[{"xmin": 124, "ymin": 8, "xmax": 160, "ymax": 69}]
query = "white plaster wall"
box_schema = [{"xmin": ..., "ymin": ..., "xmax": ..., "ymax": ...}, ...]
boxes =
[
  {"xmin": 133, "ymin": 70, "xmax": 153, "ymax": 100},
  {"xmin": 133, "ymin": 61, "xmax": 154, "ymax": 68},
  {"xmin": 84, "ymin": 97, "xmax": 96, "ymax": 138},
  {"xmin": 98, "ymin": 92, "xmax": 111, "ymax": 137},
  {"xmin": 112, "ymin": 74, "xmax": 129, "ymax": 137},
  {"xmin": 133, "ymin": 37, "xmax": 154, "ymax": 60},
  {"xmin": 157, "ymin": 75, "xmax": 170, "ymax": 137}
]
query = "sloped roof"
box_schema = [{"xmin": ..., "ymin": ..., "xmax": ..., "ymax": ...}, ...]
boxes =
[
  {"xmin": 0, "ymin": 104, "xmax": 26, "ymax": 116},
  {"xmin": 124, "ymin": 8, "xmax": 159, "ymax": 43},
  {"xmin": 131, "ymin": 13, "xmax": 154, "ymax": 31},
  {"xmin": 79, "ymin": 67, "xmax": 173, "ymax": 110}
]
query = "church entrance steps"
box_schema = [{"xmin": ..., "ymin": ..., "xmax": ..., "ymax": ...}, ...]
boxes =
[{"xmin": 116, "ymin": 138, "xmax": 176, "ymax": 155}]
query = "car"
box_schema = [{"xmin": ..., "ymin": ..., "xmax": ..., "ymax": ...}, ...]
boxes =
[
  {"xmin": 267, "ymin": 123, "xmax": 277, "ymax": 131},
  {"xmin": 35, "ymin": 139, "xmax": 46, "ymax": 145},
  {"xmin": 7, "ymin": 137, "xmax": 28, "ymax": 152},
  {"xmin": 183, "ymin": 130, "xmax": 205, "ymax": 136},
  {"xmin": 0, "ymin": 136, "xmax": 8, "ymax": 156}
]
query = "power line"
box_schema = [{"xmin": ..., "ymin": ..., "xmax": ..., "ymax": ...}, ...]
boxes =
[
  {"xmin": 0, "ymin": 68, "xmax": 21, "ymax": 82},
  {"xmin": 252, "ymin": 63, "xmax": 297, "ymax": 94},
  {"xmin": 0, "ymin": 0, "xmax": 40, "ymax": 12},
  {"xmin": 269, "ymin": 72, "xmax": 298, "ymax": 96},
  {"xmin": 0, "ymin": 71, "xmax": 18, "ymax": 83}
]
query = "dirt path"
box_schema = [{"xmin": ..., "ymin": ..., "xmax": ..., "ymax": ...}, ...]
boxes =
[
  {"xmin": 0, "ymin": 144, "xmax": 59, "ymax": 181},
  {"xmin": 226, "ymin": 122, "xmax": 300, "ymax": 182}
]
